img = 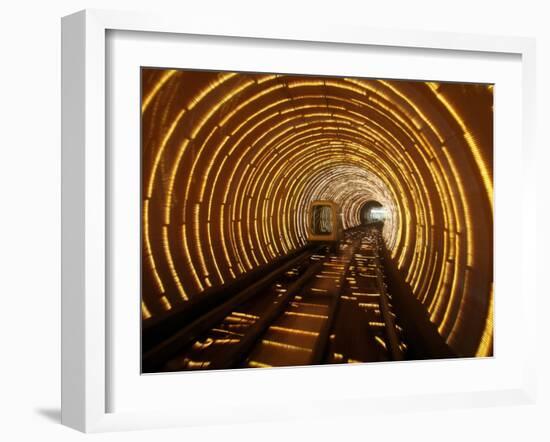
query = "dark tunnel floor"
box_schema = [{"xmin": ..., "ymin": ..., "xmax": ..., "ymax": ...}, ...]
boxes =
[{"xmin": 160, "ymin": 225, "xmax": 406, "ymax": 371}]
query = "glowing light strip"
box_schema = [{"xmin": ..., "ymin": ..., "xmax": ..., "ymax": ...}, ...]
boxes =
[
  {"xmin": 475, "ymin": 284, "xmax": 494, "ymax": 357},
  {"xmin": 162, "ymin": 226, "xmax": 188, "ymax": 300},
  {"xmin": 143, "ymin": 200, "xmax": 165, "ymax": 294},
  {"xmin": 141, "ymin": 69, "xmax": 177, "ymax": 113},
  {"xmin": 428, "ymin": 84, "xmax": 493, "ymax": 212}
]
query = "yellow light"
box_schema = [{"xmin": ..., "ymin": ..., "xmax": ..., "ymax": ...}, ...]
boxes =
[
  {"xmin": 475, "ymin": 285, "xmax": 494, "ymax": 357},
  {"xmin": 162, "ymin": 226, "xmax": 188, "ymax": 300},
  {"xmin": 261, "ymin": 339, "xmax": 312, "ymax": 353},
  {"xmin": 248, "ymin": 360, "xmax": 272, "ymax": 368},
  {"xmin": 159, "ymin": 295, "xmax": 172, "ymax": 311},
  {"xmin": 141, "ymin": 300, "xmax": 152, "ymax": 319},
  {"xmin": 143, "ymin": 200, "xmax": 165, "ymax": 294},
  {"xmin": 141, "ymin": 69, "xmax": 177, "ymax": 113}
]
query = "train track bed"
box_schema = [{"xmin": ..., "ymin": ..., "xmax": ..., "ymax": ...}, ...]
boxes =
[
  {"xmin": 150, "ymin": 225, "xmax": 406, "ymax": 372},
  {"xmin": 326, "ymin": 226, "xmax": 406, "ymax": 364}
]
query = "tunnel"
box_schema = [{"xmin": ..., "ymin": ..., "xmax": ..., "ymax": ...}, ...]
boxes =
[
  {"xmin": 361, "ymin": 200, "xmax": 386, "ymax": 225},
  {"xmin": 140, "ymin": 69, "xmax": 493, "ymax": 371}
]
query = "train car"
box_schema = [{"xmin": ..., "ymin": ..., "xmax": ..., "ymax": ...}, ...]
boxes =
[{"xmin": 307, "ymin": 200, "xmax": 343, "ymax": 248}]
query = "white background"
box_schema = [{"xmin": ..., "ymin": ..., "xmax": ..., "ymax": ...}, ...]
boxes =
[{"xmin": 0, "ymin": 0, "xmax": 548, "ymax": 440}]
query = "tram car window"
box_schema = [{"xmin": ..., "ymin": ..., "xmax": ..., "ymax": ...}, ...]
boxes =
[
  {"xmin": 307, "ymin": 201, "xmax": 343, "ymax": 246},
  {"xmin": 312, "ymin": 204, "xmax": 333, "ymax": 235}
]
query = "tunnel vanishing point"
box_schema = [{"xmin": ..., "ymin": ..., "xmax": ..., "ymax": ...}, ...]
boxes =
[{"xmin": 141, "ymin": 68, "xmax": 493, "ymax": 372}]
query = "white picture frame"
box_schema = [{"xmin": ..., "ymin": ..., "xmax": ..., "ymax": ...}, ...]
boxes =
[{"xmin": 61, "ymin": 9, "xmax": 537, "ymax": 433}]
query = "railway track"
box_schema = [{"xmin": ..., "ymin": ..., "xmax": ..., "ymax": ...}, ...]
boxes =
[{"xmin": 143, "ymin": 224, "xmax": 406, "ymax": 373}]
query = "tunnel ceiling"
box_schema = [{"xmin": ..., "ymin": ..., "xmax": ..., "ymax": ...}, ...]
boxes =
[{"xmin": 141, "ymin": 69, "xmax": 493, "ymax": 357}]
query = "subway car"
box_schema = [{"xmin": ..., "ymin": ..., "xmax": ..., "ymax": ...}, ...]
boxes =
[{"xmin": 307, "ymin": 200, "xmax": 343, "ymax": 248}]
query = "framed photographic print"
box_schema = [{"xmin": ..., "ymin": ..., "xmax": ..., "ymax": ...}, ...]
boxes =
[{"xmin": 61, "ymin": 9, "xmax": 537, "ymax": 432}]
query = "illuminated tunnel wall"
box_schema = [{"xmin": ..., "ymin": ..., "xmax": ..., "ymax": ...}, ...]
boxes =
[{"xmin": 141, "ymin": 69, "xmax": 493, "ymax": 358}]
